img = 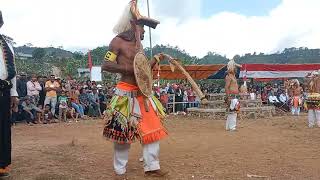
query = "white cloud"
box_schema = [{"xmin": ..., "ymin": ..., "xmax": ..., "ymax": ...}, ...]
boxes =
[
  {"xmin": 151, "ymin": 0, "xmax": 320, "ymax": 58},
  {"xmin": 1, "ymin": 0, "xmax": 320, "ymax": 59}
]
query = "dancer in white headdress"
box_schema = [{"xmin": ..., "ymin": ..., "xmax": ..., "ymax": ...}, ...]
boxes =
[
  {"xmin": 287, "ymin": 79, "xmax": 303, "ymax": 116},
  {"xmin": 225, "ymin": 59, "xmax": 241, "ymax": 131},
  {"xmin": 101, "ymin": 1, "xmax": 168, "ymax": 179},
  {"xmin": 305, "ymin": 70, "xmax": 320, "ymax": 128}
]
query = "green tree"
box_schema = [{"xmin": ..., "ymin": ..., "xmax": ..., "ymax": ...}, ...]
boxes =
[
  {"xmin": 32, "ymin": 48, "xmax": 46, "ymax": 60},
  {"xmin": 73, "ymin": 51, "xmax": 84, "ymax": 60}
]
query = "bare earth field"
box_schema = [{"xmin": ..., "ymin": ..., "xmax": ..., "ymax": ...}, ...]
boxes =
[{"xmin": 8, "ymin": 114, "xmax": 320, "ymax": 180}]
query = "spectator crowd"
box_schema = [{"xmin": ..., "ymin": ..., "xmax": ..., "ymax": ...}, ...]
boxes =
[
  {"xmin": 12, "ymin": 73, "xmax": 114, "ymax": 126},
  {"xmin": 12, "ymin": 72, "xmax": 308, "ymax": 126}
]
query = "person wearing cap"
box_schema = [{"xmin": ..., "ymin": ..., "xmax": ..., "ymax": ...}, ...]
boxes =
[
  {"xmin": 0, "ymin": 11, "xmax": 19, "ymax": 178},
  {"xmin": 101, "ymin": 0, "xmax": 168, "ymax": 178}
]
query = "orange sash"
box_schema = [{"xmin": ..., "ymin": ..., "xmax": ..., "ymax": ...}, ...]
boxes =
[{"xmin": 293, "ymin": 96, "xmax": 300, "ymax": 108}]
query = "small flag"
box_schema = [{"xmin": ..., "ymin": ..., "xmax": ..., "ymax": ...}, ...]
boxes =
[{"xmin": 87, "ymin": 50, "xmax": 92, "ymax": 71}]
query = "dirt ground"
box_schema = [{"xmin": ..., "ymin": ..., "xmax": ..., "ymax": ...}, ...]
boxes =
[{"xmin": 8, "ymin": 114, "xmax": 320, "ymax": 180}]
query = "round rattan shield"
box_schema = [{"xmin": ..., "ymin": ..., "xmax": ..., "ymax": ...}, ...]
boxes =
[{"xmin": 134, "ymin": 52, "xmax": 153, "ymax": 97}]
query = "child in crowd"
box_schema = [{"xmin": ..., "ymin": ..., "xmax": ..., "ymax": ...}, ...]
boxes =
[
  {"xmin": 58, "ymin": 91, "xmax": 68, "ymax": 122},
  {"xmin": 67, "ymin": 101, "xmax": 79, "ymax": 122},
  {"xmin": 43, "ymin": 104, "xmax": 53, "ymax": 124}
]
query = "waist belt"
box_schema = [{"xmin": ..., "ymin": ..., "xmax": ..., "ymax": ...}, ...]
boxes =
[
  {"xmin": 115, "ymin": 88, "xmax": 144, "ymax": 98},
  {"xmin": 0, "ymin": 79, "xmax": 12, "ymax": 91}
]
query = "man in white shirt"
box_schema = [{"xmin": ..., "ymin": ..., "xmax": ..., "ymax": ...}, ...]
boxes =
[
  {"xmin": 269, "ymin": 91, "xmax": 282, "ymax": 107},
  {"xmin": 278, "ymin": 91, "xmax": 290, "ymax": 111},
  {"xmin": 279, "ymin": 92, "xmax": 288, "ymax": 103},
  {"xmin": 0, "ymin": 11, "xmax": 19, "ymax": 178},
  {"xmin": 26, "ymin": 74, "xmax": 42, "ymax": 105}
]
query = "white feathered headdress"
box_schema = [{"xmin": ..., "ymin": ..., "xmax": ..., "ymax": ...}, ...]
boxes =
[
  {"xmin": 113, "ymin": 0, "xmax": 160, "ymax": 35},
  {"xmin": 227, "ymin": 59, "xmax": 241, "ymax": 73}
]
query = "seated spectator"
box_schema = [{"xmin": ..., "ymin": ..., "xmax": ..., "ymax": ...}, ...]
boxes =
[
  {"xmin": 268, "ymin": 91, "xmax": 282, "ymax": 107},
  {"xmin": 43, "ymin": 104, "xmax": 53, "ymax": 124},
  {"xmin": 22, "ymin": 96, "xmax": 43, "ymax": 126},
  {"xmin": 69, "ymin": 87, "xmax": 85, "ymax": 119},
  {"xmin": 67, "ymin": 102, "xmax": 78, "ymax": 122},
  {"xmin": 279, "ymin": 91, "xmax": 288, "ymax": 104},
  {"xmin": 278, "ymin": 91, "xmax": 290, "ymax": 111},
  {"xmin": 79, "ymin": 88, "xmax": 90, "ymax": 115}
]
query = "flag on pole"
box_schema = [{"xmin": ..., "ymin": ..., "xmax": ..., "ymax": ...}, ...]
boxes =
[{"xmin": 87, "ymin": 50, "xmax": 93, "ymax": 71}]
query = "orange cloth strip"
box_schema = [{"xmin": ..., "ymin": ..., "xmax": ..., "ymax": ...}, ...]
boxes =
[
  {"xmin": 137, "ymin": 96, "xmax": 167, "ymax": 144},
  {"xmin": 116, "ymin": 81, "xmax": 139, "ymax": 91},
  {"xmin": 293, "ymin": 96, "xmax": 299, "ymax": 108}
]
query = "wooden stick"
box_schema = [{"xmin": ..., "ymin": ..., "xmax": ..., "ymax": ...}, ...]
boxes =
[{"xmin": 163, "ymin": 54, "xmax": 208, "ymax": 105}]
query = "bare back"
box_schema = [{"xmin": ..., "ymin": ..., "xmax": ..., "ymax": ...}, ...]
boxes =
[
  {"xmin": 225, "ymin": 74, "xmax": 239, "ymax": 95},
  {"xmin": 292, "ymin": 86, "xmax": 302, "ymax": 96}
]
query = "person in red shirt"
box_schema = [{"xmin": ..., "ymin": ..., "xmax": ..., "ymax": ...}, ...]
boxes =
[{"xmin": 187, "ymin": 87, "xmax": 196, "ymax": 107}]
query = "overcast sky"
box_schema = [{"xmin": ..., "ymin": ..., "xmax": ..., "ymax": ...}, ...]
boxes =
[{"xmin": 1, "ymin": 0, "xmax": 320, "ymax": 58}]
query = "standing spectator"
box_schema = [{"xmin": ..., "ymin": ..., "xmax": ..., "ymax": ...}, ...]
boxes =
[
  {"xmin": 182, "ymin": 86, "xmax": 188, "ymax": 110},
  {"xmin": 60, "ymin": 80, "xmax": 67, "ymax": 92},
  {"xmin": 160, "ymin": 91, "xmax": 169, "ymax": 111},
  {"xmin": 175, "ymin": 84, "xmax": 183, "ymax": 112},
  {"xmin": 160, "ymin": 84, "xmax": 167, "ymax": 94},
  {"xmin": 44, "ymin": 75, "xmax": 60, "ymax": 116},
  {"xmin": 16, "ymin": 72, "xmax": 28, "ymax": 98},
  {"xmin": 86, "ymin": 80, "xmax": 92, "ymax": 90},
  {"xmin": 98, "ymin": 88, "xmax": 107, "ymax": 114},
  {"xmin": 88, "ymin": 88, "xmax": 102, "ymax": 117},
  {"xmin": 187, "ymin": 87, "xmax": 196, "ymax": 108},
  {"xmin": 91, "ymin": 81, "xmax": 97, "ymax": 89},
  {"xmin": 26, "ymin": 74, "xmax": 42, "ymax": 105},
  {"xmin": 58, "ymin": 91, "xmax": 68, "ymax": 122},
  {"xmin": 37, "ymin": 76, "xmax": 46, "ymax": 107},
  {"xmin": 65, "ymin": 75, "xmax": 74, "ymax": 92},
  {"xmin": 168, "ymin": 84, "xmax": 175, "ymax": 94}
]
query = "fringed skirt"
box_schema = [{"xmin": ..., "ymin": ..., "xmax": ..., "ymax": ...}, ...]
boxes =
[{"xmin": 103, "ymin": 82, "xmax": 168, "ymax": 145}]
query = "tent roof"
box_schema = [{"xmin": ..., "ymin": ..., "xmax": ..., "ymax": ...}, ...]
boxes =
[
  {"xmin": 239, "ymin": 63, "xmax": 320, "ymax": 79},
  {"xmin": 152, "ymin": 64, "xmax": 225, "ymax": 80}
]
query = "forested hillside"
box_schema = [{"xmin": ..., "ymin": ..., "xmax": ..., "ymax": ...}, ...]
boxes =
[{"xmin": 15, "ymin": 44, "xmax": 320, "ymax": 78}]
